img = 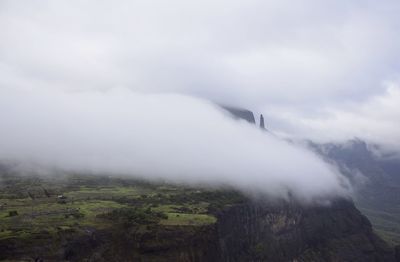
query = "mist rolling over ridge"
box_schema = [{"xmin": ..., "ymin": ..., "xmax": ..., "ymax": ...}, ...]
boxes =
[{"xmin": 0, "ymin": 88, "xmax": 350, "ymax": 201}]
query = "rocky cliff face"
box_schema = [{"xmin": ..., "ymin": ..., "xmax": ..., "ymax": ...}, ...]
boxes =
[
  {"xmin": 310, "ymin": 139, "xmax": 400, "ymax": 245},
  {"xmin": 216, "ymin": 199, "xmax": 395, "ymax": 262}
]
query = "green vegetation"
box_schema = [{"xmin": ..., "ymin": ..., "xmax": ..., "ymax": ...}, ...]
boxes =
[
  {"xmin": 358, "ymin": 206, "xmax": 400, "ymax": 245},
  {"xmin": 99, "ymin": 207, "xmax": 168, "ymax": 226},
  {"xmin": 0, "ymin": 171, "xmax": 244, "ymax": 258},
  {"xmin": 162, "ymin": 213, "xmax": 216, "ymax": 226},
  {"xmin": 8, "ymin": 210, "xmax": 18, "ymax": 217}
]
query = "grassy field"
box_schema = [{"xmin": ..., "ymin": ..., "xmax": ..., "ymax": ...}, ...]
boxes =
[
  {"xmin": 0, "ymin": 172, "xmax": 234, "ymax": 247},
  {"xmin": 2, "ymin": 172, "xmax": 399, "ymax": 247}
]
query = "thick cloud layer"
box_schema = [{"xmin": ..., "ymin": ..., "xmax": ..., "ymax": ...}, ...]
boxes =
[
  {"xmin": 0, "ymin": 88, "xmax": 349, "ymax": 201},
  {"xmin": 1, "ymin": 0, "xmax": 400, "ymax": 149}
]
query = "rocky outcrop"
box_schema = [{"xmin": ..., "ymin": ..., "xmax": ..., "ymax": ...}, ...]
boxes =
[
  {"xmin": 221, "ymin": 106, "xmax": 268, "ymax": 131},
  {"xmin": 260, "ymin": 114, "xmax": 265, "ymax": 129},
  {"xmin": 221, "ymin": 106, "xmax": 256, "ymax": 124}
]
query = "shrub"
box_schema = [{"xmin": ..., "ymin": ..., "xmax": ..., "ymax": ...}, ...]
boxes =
[
  {"xmin": 8, "ymin": 210, "xmax": 18, "ymax": 217},
  {"xmin": 98, "ymin": 207, "xmax": 167, "ymax": 226},
  {"xmin": 71, "ymin": 212, "xmax": 85, "ymax": 219}
]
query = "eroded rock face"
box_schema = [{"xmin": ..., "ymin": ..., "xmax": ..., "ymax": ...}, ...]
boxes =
[{"xmin": 215, "ymin": 199, "xmax": 396, "ymax": 262}]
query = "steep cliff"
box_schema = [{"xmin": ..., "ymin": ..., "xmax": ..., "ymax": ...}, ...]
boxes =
[
  {"xmin": 216, "ymin": 199, "xmax": 395, "ymax": 261},
  {"xmin": 310, "ymin": 139, "xmax": 400, "ymax": 245}
]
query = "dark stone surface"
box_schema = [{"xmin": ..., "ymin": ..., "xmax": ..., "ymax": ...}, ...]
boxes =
[
  {"xmin": 221, "ymin": 106, "xmax": 256, "ymax": 124},
  {"xmin": 260, "ymin": 114, "xmax": 265, "ymax": 129},
  {"xmin": 395, "ymin": 245, "xmax": 400, "ymax": 261},
  {"xmin": 215, "ymin": 198, "xmax": 395, "ymax": 262}
]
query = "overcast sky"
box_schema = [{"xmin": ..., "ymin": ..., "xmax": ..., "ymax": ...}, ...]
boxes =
[
  {"xmin": 1, "ymin": 1, "xmax": 398, "ymax": 99},
  {"xmin": 1, "ymin": 0, "xmax": 399, "ymax": 150},
  {"xmin": 0, "ymin": 0, "xmax": 399, "ymax": 199}
]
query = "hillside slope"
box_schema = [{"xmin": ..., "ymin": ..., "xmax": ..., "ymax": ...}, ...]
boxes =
[
  {"xmin": 0, "ymin": 172, "xmax": 397, "ymax": 261},
  {"xmin": 310, "ymin": 139, "xmax": 400, "ymax": 245}
]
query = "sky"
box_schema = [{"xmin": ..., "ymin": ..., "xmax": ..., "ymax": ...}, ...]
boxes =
[
  {"xmin": 0, "ymin": 0, "xmax": 399, "ymax": 199},
  {"xmin": 1, "ymin": 0, "xmax": 399, "ymax": 149}
]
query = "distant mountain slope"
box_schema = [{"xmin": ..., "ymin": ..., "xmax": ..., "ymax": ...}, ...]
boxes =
[
  {"xmin": 220, "ymin": 105, "xmax": 400, "ymax": 247},
  {"xmin": 310, "ymin": 139, "xmax": 400, "ymax": 245}
]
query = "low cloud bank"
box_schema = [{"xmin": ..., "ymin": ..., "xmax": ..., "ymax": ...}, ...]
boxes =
[
  {"xmin": 262, "ymin": 83, "xmax": 400, "ymax": 156},
  {"xmin": 0, "ymin": 88, "xmax": 350, "ymax": 201}
]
